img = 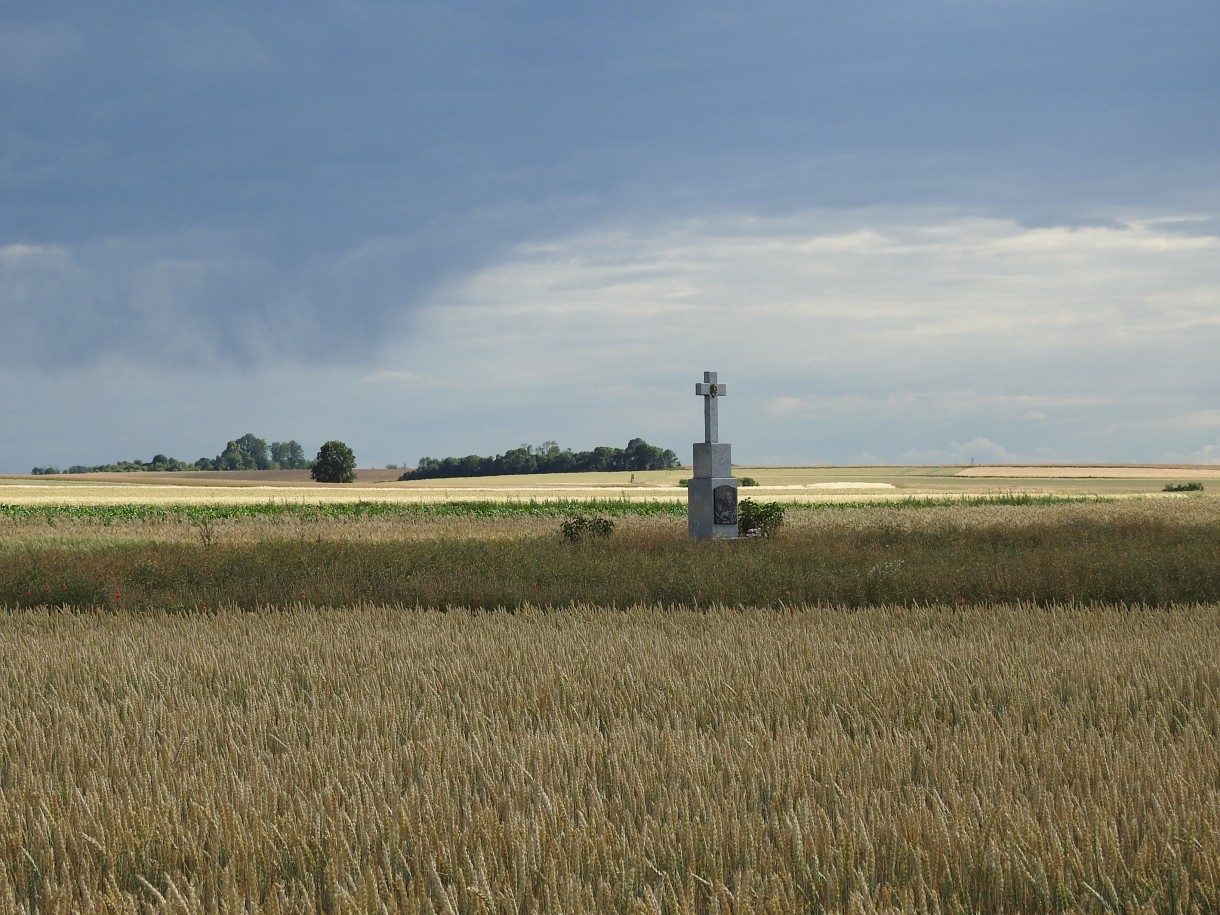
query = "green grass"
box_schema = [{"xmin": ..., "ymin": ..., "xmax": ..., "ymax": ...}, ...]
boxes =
[{"xmin": 4, "ymin": 500, "xmax": 1219, "ymax": 611}]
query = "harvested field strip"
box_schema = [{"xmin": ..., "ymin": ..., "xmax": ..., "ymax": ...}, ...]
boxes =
[{"xmin": 1, "ymin": 604, "xmax": 1217, "ymax": 913}]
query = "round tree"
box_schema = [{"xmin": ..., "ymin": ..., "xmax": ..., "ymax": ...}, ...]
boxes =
[{"xmin": 311, "ymin": 440, "xmax": 356, "ymax": 483}]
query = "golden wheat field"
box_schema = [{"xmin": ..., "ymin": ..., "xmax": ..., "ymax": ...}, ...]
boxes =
[{"xmin": 1, "ymin": 604, "xmax": 1218, "ymax": 913}]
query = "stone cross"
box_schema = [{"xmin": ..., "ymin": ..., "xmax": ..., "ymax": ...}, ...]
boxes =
[
  {"xmin": 688, "ymin": 370, "xmax": 737, "ymax": 540},
  {"xmin": 695, "ymin": 371, "xmax": 727, "ymax": 444}
]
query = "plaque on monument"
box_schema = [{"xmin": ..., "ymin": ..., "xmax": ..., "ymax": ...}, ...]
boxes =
[{"xmin": 714, "ymin": 485, "xmax": 737, "ymax": 525}]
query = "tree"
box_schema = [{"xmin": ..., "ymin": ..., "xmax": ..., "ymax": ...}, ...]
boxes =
[
  {"xmin": 398, "ymin": 437, "xmax": 678, "ymax": 480},
  {"xmin": 624, "ymin": 437, "xmax": 681, "ymax": 471},
  {"xmin": 234, "ymin": 433, "xmax": 271, "ymax": 470},
  {"xmin": 311, "ymin": 441, "xmax": 356, "ymax": 483},
  {"xmin": 271, "ymin": 440, "xmax": 309, "ymax": 470},
  {"xmin": 494, "ymin": 446, "xmax": 537, "ymax": 475},
  {"xmin": 216, "ymin": 441, "xmax": 246, "ymax": 470},
  {"xmin": 35, "ymin": 434, "xmax": 313, "ymax": 475}
]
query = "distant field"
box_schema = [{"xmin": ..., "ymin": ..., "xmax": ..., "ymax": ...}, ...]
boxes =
[{"xmin": 2, "ymin": 464, "xmax": 1216, "ymax": 504}]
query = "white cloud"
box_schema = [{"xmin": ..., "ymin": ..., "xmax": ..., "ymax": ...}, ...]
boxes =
[
  {"xmin": 1184, "ymin": 443, "xmax": 1220, "ymax": 465},
  {"xmin": 371, "ymin": 208, "xmax": 1220, "ymax": 465},
  {"xmin": 903, "ymin": 437, "xmax": 1019, "ymax": 465},
  {"xmin": 429, "ymin": 209, "xmax": 1220, "ymax": 334},
  {"xmin": 767, "ymin": 396, "xmax": 803, "ymax": 414},
  {"xmin": 1123, "ymin": 409, "xmax": 1220, "ymax": 432},
  {"xmin": 359, "ymin": 370, "xmax": 423, "ymax": 386},
  {"xmin": 404, "ymin": 210, "xmax": 1220, "ymax": 393}
]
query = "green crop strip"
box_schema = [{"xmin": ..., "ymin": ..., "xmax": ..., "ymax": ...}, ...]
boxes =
[{"xmin": 0, "ymin": 491, "xmax": 1104, "ymax": 525}]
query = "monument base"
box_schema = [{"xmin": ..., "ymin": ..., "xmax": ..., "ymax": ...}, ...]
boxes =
[{"xmin": 688, "ymin": 476, "xmax": 738, "ymax": 540}]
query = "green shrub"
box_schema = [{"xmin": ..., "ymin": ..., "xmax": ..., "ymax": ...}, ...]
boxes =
[
  {"xmin": 738, "ymin": 498, "xmax": 785, "ymax": 538},
  {"xmin": 1163, "ymin": 482, "xmax": 1204, "ymax": 492},
  {"xmin": 560, "ymin": 515, "xmax": 615, "ymax": 542},
  {"xmin": 738, "ymin": 476, "xmax": 759, "ymax": 487}
]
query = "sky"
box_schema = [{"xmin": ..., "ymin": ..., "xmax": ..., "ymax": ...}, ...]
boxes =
[{"xmin": 3, "ymin": 1, "xmax": 1219, "ymax": 473}]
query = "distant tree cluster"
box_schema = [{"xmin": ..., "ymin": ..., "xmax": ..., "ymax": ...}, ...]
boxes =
[
  {"xmin": 193, "ymin": 435, "xmax": 310, "ymax": 471},
  {"xmin": 32, "ymin": 434, "xmax": 313, "ymax": 475},
  {"xmin": 32, "ymin": 455, "xmax": 193, "ymax": 475},
  {"xmin": 400, "ymin": 438, "xmax": 680, "ymax": 481}
]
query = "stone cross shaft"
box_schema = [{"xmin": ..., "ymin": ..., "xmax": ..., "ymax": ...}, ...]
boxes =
[{"xmin": 695, "ymin": 371, "xmax": 727, "ymax": 444}]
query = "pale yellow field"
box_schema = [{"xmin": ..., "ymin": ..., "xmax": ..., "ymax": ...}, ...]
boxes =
[
  {"xmin": 2, "ymin": 464, "xmax": 1216, "ymax": 505},
  {"xmin": 3, "ymin": 463, "xmax": 1217, "ymax": 506},
  {"xmin": 0, "ymin": 468, "xmax": 1210, "ymax": 505},
  {"xmin": 958, "ymin": 464, "xmax": 1220, "ymax": 480}
]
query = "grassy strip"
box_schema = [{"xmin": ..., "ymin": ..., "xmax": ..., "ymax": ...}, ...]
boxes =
[{"xmin": 4, "ymin": 510, "xmax": 1219, "ymax": 610}]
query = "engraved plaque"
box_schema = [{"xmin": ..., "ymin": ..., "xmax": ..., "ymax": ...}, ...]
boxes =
[{"xmin": 713, "ymin": 484, "xmax": 737, "ymax": 525}]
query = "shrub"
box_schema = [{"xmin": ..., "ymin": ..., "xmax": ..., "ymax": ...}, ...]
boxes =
[
  {"xmin": 560, "ymin": 515, "xmax": 615, "ymax": 542},
  {"xmin": 738, "ymin": 498, "xmax": 785, "ymax": 538},
  {"xmin": 677, "ymin": 479, "xmax": 689, "ymax": 488},
  {"xmin": 1163, "ymin": 482, "xmax": 1204, "ymax": 492},
  {"xmin": 738, "ymin": 476, "xmax": 759, "ymax": 487}
]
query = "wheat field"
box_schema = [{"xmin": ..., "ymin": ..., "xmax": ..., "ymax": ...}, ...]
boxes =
[
  {"xmin": 2, "ymin": 602, "xmax": 1218, "ymax": 913},
  {"xmin": 3, "ymin": 483, "xmax": 1219, "ymax": 911}
]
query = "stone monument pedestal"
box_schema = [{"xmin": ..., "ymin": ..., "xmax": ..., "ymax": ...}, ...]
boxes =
[
  {"xmin": 687, "ymin": 475, "xmax": 739, "ymax": 539},
  {"xmin": 688, "ymin": 420, "xmax": 738, "ymax": 540}
]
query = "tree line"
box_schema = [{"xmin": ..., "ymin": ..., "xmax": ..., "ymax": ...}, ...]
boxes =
[
  {"xmin": 31, "ymin": 434, "xmax": 313, "ymax": 475},
  {"xmin": 399, "ymin": 438, "xmax": 680, "ymax": 481}
]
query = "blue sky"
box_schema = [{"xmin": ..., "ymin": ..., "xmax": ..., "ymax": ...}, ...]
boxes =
[{"xmin": 3, "ymin": 1, "xmax": 1219, "ymax": 473}]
